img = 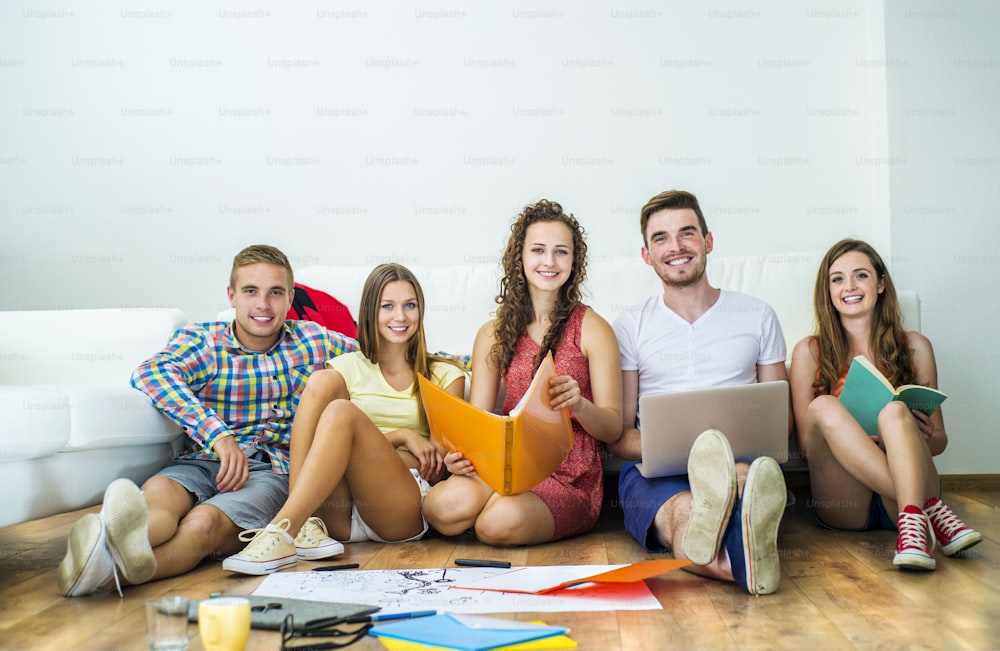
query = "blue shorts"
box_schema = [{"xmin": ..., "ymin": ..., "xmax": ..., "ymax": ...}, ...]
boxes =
[
  {"xmin": 811, "ymin": 493, "xmax": 896, "ymax": 532},
  {"xmin": 154, "ymin": 449, "xmax": 289, "ymax": 530},
  {"xmin": 618, "ymin": 461, "xmax": 691, "ymax": 553}
]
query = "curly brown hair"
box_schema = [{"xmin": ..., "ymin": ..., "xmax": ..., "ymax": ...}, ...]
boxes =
[
  {"xmin": 811, "ymin": 238, "xmax": 914, "ymax": 397},
  {"xmin": 491, "ymin": 199, "xmax": 588, "ymax": 377}
]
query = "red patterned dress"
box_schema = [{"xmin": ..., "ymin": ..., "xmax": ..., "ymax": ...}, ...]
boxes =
[{"xmin": 502, "ymin": 303, "xmax": 605, "ymax": 541}]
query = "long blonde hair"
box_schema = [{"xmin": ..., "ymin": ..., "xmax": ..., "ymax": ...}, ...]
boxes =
[
  {"xmin": 811, "ymin": 238, "xmax": 914, "ymax": 397},
  {"xmin": 356, "ymin": 263, "xmax": 462, "ymax": 423}
]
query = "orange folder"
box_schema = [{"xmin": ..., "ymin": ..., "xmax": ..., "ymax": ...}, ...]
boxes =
[{"xmin": 418, "ymin": 352, "xmax": 573, "ymax": 496}]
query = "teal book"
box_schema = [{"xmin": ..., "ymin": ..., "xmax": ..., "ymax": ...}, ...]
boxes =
[{"xmin": 838, "ymin": 356, "xmax": 947, "ymax": 437}]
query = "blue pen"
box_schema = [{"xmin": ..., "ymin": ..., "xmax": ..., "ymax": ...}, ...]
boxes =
[{"xmin": 346, "ymin": 609, "xmax": 436, "ymax": 624}]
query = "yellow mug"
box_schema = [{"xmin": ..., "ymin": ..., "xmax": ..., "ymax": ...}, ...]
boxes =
[{"xmin": 198, "ymin": 597, "xmax": 251, "ymax": 651}]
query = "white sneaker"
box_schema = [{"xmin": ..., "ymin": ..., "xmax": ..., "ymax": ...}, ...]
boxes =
[
  {"xmin": 295, "ymin": 517, "xmax": 345, "ymax": 560},
  {"xmin": 102, "ymin": 479, "xmax": 156, "ymax": 585},
  {"xmin": 58, "ymin": 513, "xmax": 116, "ymax": 597},
  {"xmin": 223, "ymin": 518, "xmax": 297, "ymax": 575}
]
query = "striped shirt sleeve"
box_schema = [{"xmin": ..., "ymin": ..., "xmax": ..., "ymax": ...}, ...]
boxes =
[{"xmin": 129, "ymin": 325, "xmax": 233, "ymax": 450}]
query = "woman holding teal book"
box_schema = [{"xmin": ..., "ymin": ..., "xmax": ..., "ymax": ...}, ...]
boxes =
[{"xmin": 790, "ymin": 238, "xmax": 981, "ymax": 571}]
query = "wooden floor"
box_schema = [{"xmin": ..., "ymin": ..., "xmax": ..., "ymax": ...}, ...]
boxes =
[{"xmin": 1, "ymin": 480, "xmax": 998, "ymax": 651}]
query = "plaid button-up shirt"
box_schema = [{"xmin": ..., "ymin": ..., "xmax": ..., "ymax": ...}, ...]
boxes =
[{"xmin": 130, "ymin": 320, "xmax": 356, "ymax": 474}]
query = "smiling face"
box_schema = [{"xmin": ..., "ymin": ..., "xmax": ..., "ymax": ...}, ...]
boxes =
[
  {"xmin": 377, "ymin": 280, "xmax": 420, "ymax": 346},
  {"xmin": 828, "ymin": 250, "xmax": 884, "ymax": 317},
  {"xmin": 521, "ymin": 221, "xmax": 574, "ymax": 293},
  {"xmin": 227, "ymin": 262, "xmax": 293, "ymax": 351},
  {"xmin": 641, "ymin": 207, "xmax": 713, "ymax": 288}
]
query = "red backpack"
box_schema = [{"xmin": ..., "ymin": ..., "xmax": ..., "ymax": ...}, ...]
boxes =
[{"xmin": 286, "ymin": 283, "xmax": 358, "ymax": 338}]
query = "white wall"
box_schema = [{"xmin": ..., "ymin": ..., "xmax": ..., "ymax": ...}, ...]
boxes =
[
  {"xmin": 884, "ymin": 0, "xmax": 1000, "ymax": 474},
  {"xmin": 0, "ymin": 1, "xmax": 994, "ymax": 472}
]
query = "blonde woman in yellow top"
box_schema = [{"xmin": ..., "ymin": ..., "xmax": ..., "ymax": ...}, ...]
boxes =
[{"xmin": 224, "ymin": 263, "xmax": 465, "ymax": 574}]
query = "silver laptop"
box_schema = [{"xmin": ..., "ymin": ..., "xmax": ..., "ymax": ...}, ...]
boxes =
[{"xmin": 635, "ymin": 381, "xmax": 789, "ymax": 478}]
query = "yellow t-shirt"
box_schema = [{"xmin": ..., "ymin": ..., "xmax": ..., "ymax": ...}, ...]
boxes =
[{"xmin": 326, "ymin": 352, "xmax": 466, "ymax": 438}]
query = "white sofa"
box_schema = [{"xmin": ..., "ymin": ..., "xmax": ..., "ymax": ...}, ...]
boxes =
[
  {"xmin": 0, "ymin": 308, "xmax": 187, "ymax": 528},
  {"xmin": 0, "ymin": 255, "xmax": 919, "ymax": 529}
]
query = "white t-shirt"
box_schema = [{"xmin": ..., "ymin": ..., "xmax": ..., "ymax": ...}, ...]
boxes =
[{"xmin": 613, "ymin": 289, "xmax": 786, "ymax": 426}]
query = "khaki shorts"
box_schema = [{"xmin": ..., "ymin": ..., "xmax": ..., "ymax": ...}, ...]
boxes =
[{"xmin": 155, "ymin": 451, "xmax": 289, "ymax": 530}]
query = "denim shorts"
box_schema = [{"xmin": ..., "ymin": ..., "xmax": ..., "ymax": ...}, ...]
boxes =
[
  {"xmin": 154, "ymin": 450, "xmax": 289, "ymax": 530},
  {"xmin": 811, "ymin": 493, "xmax": 896, "ymax": 532}
]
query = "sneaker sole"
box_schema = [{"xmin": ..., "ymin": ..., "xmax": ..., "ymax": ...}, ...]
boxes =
[
  {"xmin": 103, "ymin": 479, "xmax": 156, "ymax": 585},
  {"xmin": 741, "ymin": 457, "xmax": 786, "ymax": 595},
  {"xmin": 58, "ymin": 513, "xmax": 112, "ymax": 597},
  {"xmin": 296, "ymin": 541, "xmax": 345, "ymax": 560},
  {"xmin": 682, "ymin": 429, "xmax": 737, "ymax": 566},
  {"xmin": 893, "ymin": 551, "xmax": 936, "ymax": 570},
  {"xmin": 941, "ymin": 530, "xmax": 983, "ymax": 556},
  {"xmin": 222, "ymin": 555, "xmax": 297, "ymax": 576}
]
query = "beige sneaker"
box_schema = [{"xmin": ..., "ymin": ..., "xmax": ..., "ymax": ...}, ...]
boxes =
[
  {"xmin": 222, "ymin": 518, "xmax": 297, "ymax": 575},
  {"xmin": 682, "ymin": 429, "xmax": 737, "ymax": 566},
  {"xmin": 295, "ymin": 517, "xmax": 345, "ymax": 560},
  {"xmin": 102, "ymin": 479, "xmax": 156, "ymax": 586}
]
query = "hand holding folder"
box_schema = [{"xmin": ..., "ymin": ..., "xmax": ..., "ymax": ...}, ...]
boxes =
[{"xmin": 418, "ymin": 352, "xmax": 573, "ymax": 496}]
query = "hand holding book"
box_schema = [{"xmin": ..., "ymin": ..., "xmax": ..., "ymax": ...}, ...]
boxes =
[{"xmin": 838, "ymin": 356, "xmax": 947, "ymax": 437}]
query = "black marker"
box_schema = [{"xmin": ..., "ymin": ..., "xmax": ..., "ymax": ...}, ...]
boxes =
[
  {"xmin": 455, "ymin": 558, "xmax": 511, "ymax": 569},
  {"xmin": 312, "ymin": 563, "xmax": 360, "ymax": 571}
]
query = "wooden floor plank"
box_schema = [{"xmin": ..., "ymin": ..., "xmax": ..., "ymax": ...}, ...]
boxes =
[{"xmin": 1, "ymin": 485, "xmax": 997, "ymax": 650}]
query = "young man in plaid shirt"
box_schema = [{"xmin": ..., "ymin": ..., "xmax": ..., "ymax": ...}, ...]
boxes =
[{"xmin": 58, "ymin": 244, "xmax": 357, "ymax": 596}]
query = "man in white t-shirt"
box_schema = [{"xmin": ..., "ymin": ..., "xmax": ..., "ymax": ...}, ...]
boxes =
[{"xmin": 608, "ymin": 189, "xmax": 789, "ymax": 595}]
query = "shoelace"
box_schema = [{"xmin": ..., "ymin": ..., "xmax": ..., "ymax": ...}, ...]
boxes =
[
  {"xmin": 97, "ymin": 512, "xmax": 125, "ymax": 598},
  {"xmin": 238, "ymin": 518, "xmax": 291, "ymax": 544},
  {"xmin": 926, "ymin": 501, "xmax": 965, "ymax": 538},
  {"xmin": 897, "ymin": 512, "xmax": 931, "ymax": 552},
  {"xmin": 111, "ymin": 562, "xmax": 123, "ymax": 598},
  {"xmin": 298, "ymin": 518, "xmax": 329, "ymax": 544}
]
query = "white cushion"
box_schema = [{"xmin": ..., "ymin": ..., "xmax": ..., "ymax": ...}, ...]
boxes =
[
  {"xmin": 0, "ymin": 386, "xmax": 70, "ymax": 462},
  {"xmin": 42, "ymin": 384, "xmax": 182, "ymax": 450}
]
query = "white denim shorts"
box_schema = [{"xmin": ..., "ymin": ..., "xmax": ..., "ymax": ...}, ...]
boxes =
[{"xmin": 347, "ymin": 468, "xmax": 430, "ymax": 543}]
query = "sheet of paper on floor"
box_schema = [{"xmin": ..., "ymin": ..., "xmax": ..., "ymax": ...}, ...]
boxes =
[{"xmin": 252, "ymin": 566, "xmax": 663, "ymax": 615}]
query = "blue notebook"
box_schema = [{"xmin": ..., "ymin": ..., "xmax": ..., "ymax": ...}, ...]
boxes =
[{"xmin": 369, "ymin": 614, "xmax": 567, "ymax": 651}]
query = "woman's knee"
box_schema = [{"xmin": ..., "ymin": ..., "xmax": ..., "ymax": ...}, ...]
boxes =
[
  {"xmin": 317, "ymin": 398, "xmax": 363, "ymax": 430},
  {"xmin": 302, "ymin": 369, "xmax": 343, "ymax": 402},
  {"xmin": 423, "ymin": 482, "xmax": 478, "ymax": 534},
  {"xmin": 474, "ymin": 500, "xmax": 530, "ymax": 546},
  {"xmin": 806, "ymin": 395, "xmax": 842, "ymax": 429},
  {"xmin": 473, "ymin": 515, "xmax": 512, "ymax": 546},
  {"xmin": 877, "ymin": 400, "xmax": 913, "ymax": 434}
]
